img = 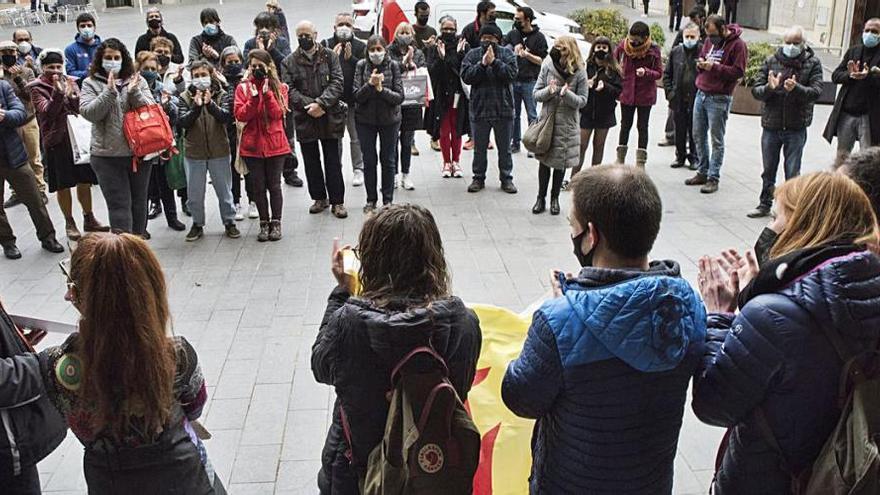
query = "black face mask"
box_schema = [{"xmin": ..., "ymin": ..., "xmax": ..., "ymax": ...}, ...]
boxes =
[
  {"xmin": 441, "ymin": 32, "xmax": 457, "ymax": 45},
  {"xmin": 253, "ymin": 67, "xmax": 267, "ymax": 80},
  {"xmin": 550, "ymin": 47, "xmax": 562, "ymax": 65},
  {"xmin": 147, "ymin": 18, "xmax": 162, "ymax": 30},
  {"xmin": 754, "ymin": 227, "xmax": 779, "ymax": 266},
  {"xmin": 572, "ymin": 231, "xmax": 594, "ymax": 267},
  {"xmin": 481, "ymin": 40, "xmax": 497, "ymax": 52},
  {"xmin": 224, "ymin": 63, "xmax": 242, "ymax": 77},
  {"xmin": 416, "ymin": 15, "xmax": 429, "ymax": 26},
  {"xmin": 486, "ymin": 14, "xmax": 497, "ymax": 23},
  {"xmin": 298, "ymin": 36, "xmax": 315, "ymax": 51},
  {"xmin": 594, "ymin": 50, "xmax": 608, "ymax": 60},
  {"xmin": 1, "ymin": 55, "xmax": 16, "ymax": 67},
  {"xmin": 709, "ymin": 35, "xmax": 723, "ymax": 46},
  {"xmin": 513, "ymin": 20, "xmax": 523, "ymax": 31},
  {"xmin": 156, "ymin": 54, "xmax": 170, "ymax": 67}
]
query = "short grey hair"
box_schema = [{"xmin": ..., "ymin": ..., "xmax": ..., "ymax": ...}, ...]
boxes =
[
  {"xmin": 439, "ymin": 15, "xmax": 457, "ymax": 28},
  {"xmin": 219, "ymin": 45, "xmax": 243, "ymax": 66},
  {"xmin": 335, "ymin": 12, "xmax": 353, "ymax": 23},
  {"xmin": 682, "ymin": 22, "xmax": 700, "ymax": 32},
  {"xmin": 784, "ymin": 25, "xmax": 805, "ymax": 42}
]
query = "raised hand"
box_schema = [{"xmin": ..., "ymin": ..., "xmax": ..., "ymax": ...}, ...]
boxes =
[
  {"xmin": 369, "ymin": 68, "xmax": 382, "ymax": 87},
  {"xmin": 426, "ymin": 35, "xmax": 436, "ymax": 47},
  {"xmin": 767, "ymin": 70, "xmax": 780, "ymax": 90},
  {"xmin": 560, "ymin": 83, "xmax": 570, "ymax": 96},
  {"xmin": 457, "ymin": 38, "xmax": 467, "ymax": 53},
  {"xmin": 333, "ymin": 43, "xmax": 343, "ymax": 56},
  {"xmin": 698, "ymin": 256, "xmax": 739, "ymax": 314},
  {"xmin": 344, "ymin": 42, "xmax": 352, "ymax": 60},
  {"xmin": 596, "ymin": 79, "xmax": 605, "ymax": 91},
  {"xmin": 849, "ymin": 61, "xmax": 869, "ymax": 80},
  {"xmin": 635, "ymin": 67, "xmax": 646, "ymax": 77},
  {"xmin": 437, "ymin": 41, "xmax": 446, "ymax": 59},
  {"xmin": 482, "ymin": 44, "xmax": 495, "ymax": 66},
  {"xmin": 194, "ymin": 90, "xmax": 203, "ymax": 106},
  {"xmin": 783, "ymin": 75, "xmax": 797, "ymax": 92},
  {"xmin": 331, "ymin": 238, "xmax": 354, "ymax": 291},
  {"xmin": 128, "ymin": 71, "xmax": 141, "ymax": 93},
  {"xmin": 548, "ymin": 77, "xmax": 558, "ymax": 94},
  {"xmin": 106, "ymin": 70, "xmax": 116, "ymax": 89},
  {"xmin": 203, "ymin": 88, "xmax": 213, "ymax": 103}
]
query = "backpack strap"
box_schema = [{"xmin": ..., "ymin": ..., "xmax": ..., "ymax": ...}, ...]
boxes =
[
  {"xmin": 389, "ymin": 346, "xmax": 449, "ymax": 388},
  {"xmin": 339, "ymin": 405, "xmax": 355, "ymax": 464},
  {"xmin": 417, "ymin": 382, "xmax": 457, "ymax": 435}
]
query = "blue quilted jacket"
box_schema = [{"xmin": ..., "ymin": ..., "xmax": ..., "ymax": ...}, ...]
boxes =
[
  {"xmin": 502, "ymin": 261, "xmax": 706, "ymax": 494},
  {"xmin": 693, "ymin": 249, "xmax": 880, "ymax": 494}
]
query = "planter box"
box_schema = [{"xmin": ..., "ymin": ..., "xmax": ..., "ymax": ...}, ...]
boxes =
[{"xmin": 731, "ymin": 84, "xmax": 762, "ymax": 116}]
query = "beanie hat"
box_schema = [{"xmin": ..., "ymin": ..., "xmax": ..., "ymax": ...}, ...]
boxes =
[{"xmin": 478, "ymin": 23, "xmax": 503, "ymax": 41}]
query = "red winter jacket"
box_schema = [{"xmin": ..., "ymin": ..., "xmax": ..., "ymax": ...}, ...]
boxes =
[
  {"xmin": 234, "ymin": 77, "xmax": 291, "ymax": 159},
  {"xmin": 615, "ymin": 41, "xmax": 663, "ymax": 107},
  {"xmin": 695, "ymin": 24, "xmax": 748, "ymax": 96}
]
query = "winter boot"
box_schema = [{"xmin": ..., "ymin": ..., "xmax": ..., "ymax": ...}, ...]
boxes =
[
  {"xmin": 635, "ymin": 148, "xmax": 648, "ymax": 169},
  {"xmin": 615, "ymin": 145, "xmax": 628, "ymax": 165},
  {"xmin": 83, "ymin": 212, "xmax": 110, "ymax": 232},
  {"xmin": 65, "ymin": 217, "xmax": 82, "ymax": 241}
]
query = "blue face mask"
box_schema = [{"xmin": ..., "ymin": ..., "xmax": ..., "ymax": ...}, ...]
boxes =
[
  {"xmin": 141, "ymin": 70, "xmax": 159, "ymax": 84},
  {"xmin": 683, "ymin": 38, "xmax": 698, "ymax": 49},
  {"xmin": 782, "ymin": 43, "xmax": 802, "ymax": 58},
  {"xmin": 203, "ymin": 23, "xmax": 219, "ymax": 36},
  {"xmin": 80, "ymin": 28, "xmax": 95, "ymax": 40},
  {"xmin": 102, "ymin": 59, "xmax": 122, "ymax": 75},
  {"xmin": 864, "ymin": 32, "xmax": 880, "ymax": 49}
]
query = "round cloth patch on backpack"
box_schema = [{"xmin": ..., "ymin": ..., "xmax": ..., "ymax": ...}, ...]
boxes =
[
  {"xmin": 55, "ymin": 353, "xmax": 83, "ymax": 391},
  {"xmin": 417, "ymin": 443, "xmax": 444, "ymax": 474}
]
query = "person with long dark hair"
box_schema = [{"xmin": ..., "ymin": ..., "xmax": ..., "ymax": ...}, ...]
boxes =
[
  {"xmin": 312, "ymin": 204, "xmax": 482, "ymax": 493},
  {"xmin": 220, "ymin": 45, "xmax": 256, "ymax": 220},
  {"xmin": 426, "ymin": 16, "xmax": 469, "ymax": 179},
  {"xmin": 235, "ymin": 49, "xmax": 291, "ymax": 242},
  {"xmin": 79, "ymin": 38, "xmax": 155, "ymax": 236}
]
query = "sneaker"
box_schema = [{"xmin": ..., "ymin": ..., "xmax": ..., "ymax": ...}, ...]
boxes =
[
  {"xmin": 431, "ymin": 139, "xmax": 441, "ymax": 151},
  {"xmin": 401, "ymin": 174, "xmax": 415, "ymax": 190},
  {"xmin": 488, "ymin": 140, "xmax": 495, "ymax": 150},
  {"xmin": 685, "ymin": 173, "xmax": 708, "ymax": 186},
  {"xmin": 747, "ymin": 206, "xmax": 771, "ymax": 218},
  {"xmin": 309, "ymin": 200, "xmax": 329, "ymax": 214},
  {"xmin": 394, "ymin": 174, "xmax": 401, "ymax": 190},
  {"xmin": 225, "ymin": 223, "xmax": 241, "ymax": 238},
  {"xmin": 185, "ymin": 225, "xmax": 204, "ymax": 242},
  {"xmin": 658, "ymin": 139, "xmax": 675, "ymax": 147},
  {"xmin": 363, "ymin": 202, "xmax": 377, "ymax": 214},
  {"xmin": 3, "ymin": 194, "xmax": 21, "ymax": 208},
  {"xmin": 463, "ymin": 139, "xmax": 474, "ymax": 151},
  {"xmin": 452, "ymin": 163, "xmax": 463, "ymax": 178},
  {"xmin": 331, "ymin": 204, "xmax": 348, "ymax": 219},
  {"xmin": 352, "ymin": 169, "xmax": 364, "ymax": 187},
  {"xmin": 501, "ymin": 180, "xmax": 518, "ymax": 194},
  {"xmin": 248, "ymin": 201, "xmax": 259, "ymax": 219},
  {"xmin": 411, "ymin": 144, "xmax": 420, "ymax": 156},
  {"xmin": 442, "ymin": 163, "xmax": 452, "ymax": 178},
  {"xmin": 234, "ymin": 203, "xmax": 245, "ymax": 221},
  {"xmin": 700, "ymin": 180, "xmax": 719, "ymax": 194},
  {"xmin": 148, "ymin": 201, "xmax": 162, "ymax": 220},
  {"xmin": 527, "ymin": 151, "xmax": 535, "ymax": 159},
  {"xmin": 467, "ymin": 179, "xmax": 485, "ymax": 193}
]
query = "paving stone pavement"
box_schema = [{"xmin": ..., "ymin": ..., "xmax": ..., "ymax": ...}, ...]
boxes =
[{"xmin": 0, "ymin": 1, "xmax": 851, "ymax": 493}]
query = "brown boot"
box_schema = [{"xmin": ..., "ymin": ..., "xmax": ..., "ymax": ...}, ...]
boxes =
[
  {"xmin": 83, "ymin": 213, "xmax": 110, "ymax": 232},
  {"xmin": 65, "ymin": 218, "xmax": 82, "ymax": 241}
]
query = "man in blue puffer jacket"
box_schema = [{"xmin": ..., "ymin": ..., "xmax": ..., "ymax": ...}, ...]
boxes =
[{"xmin": 502, "ymin": 165, "xmax": 706, "ymax": 494}]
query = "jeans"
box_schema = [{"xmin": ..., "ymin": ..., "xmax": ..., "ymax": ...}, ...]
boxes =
[
  {"xmin": 836, "ymin": 112, "xmax": 872, "ymax": 152},
  {"xmin": 91, "ymin": 156, "xmax": 153, "ymax": 234},
  {"xmin": 512, "ymin": 81, "xmax": 538, "ymax": 147},
  {"xmin": 244, "ymin": 155, "xmax": 285, "ymax": 221},
  {"xmin": 397, "ymin": 130, "xmax": 415, "ymax": 174},
  {"xmin": 185, "ymin": 156, "xmax": 236, "ymax": 227},
  {"xmin": 301, "ymin": 139, "xmax": 345, "ymax": 205},
  {"xmin": 0, "ymin": 160, "xmax": 55, "ymax": 245},
  {"xmin": 358, "ymin": 122, "xmax": 400, "ymax": 204},
  {"xmin": 673, "ymin": 97, "xmax": 696, "ymax": 164},
  {"xmin": 338, "ymin": 110, "xmax": 364, "ymax": 172},
  {"xmin": 619, "ymin": 104, "xmax": 652, "ymax": 149},
  {"xmin": 693, "ymin": 90, "xmax": 732, "ymax": 180},
  {"xmin": 472, "ymin": 118, "xmax": 513, "ymax": 183},
  {"xmin": 759, "ymin": 128, "xmax": 806, "ymax": 208}
]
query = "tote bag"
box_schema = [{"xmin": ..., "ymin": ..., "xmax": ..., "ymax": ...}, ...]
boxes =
[
  {"xmin": 522, "ymin": 98, "xmax": 557, "ymax": 156},
  {"xmin": 66, "ymin": 114, "xmax": 91, "ymax": 165}
]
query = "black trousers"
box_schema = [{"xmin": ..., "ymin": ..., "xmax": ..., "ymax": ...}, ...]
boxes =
[
  {"xmin": 3, "ymin": 464, "xmax": 41, "ymax": 495},
  {"xmin": 148, "ymin": 159, "xmax": 178, "ymax": 220},
  {"xmin": 708, "ymin": 0, "xmax": 721, "ymax": 14},
  {"xmin": 538, "ymin": 164, "xmax": 565, "ymax": 199},
  {"xmin": 619, "ymin": 105, "xmax": 652, "ymax": 149},
  {"xmin": 724, "ymin": 0, "xmax": 737, "ymax": 23},
  {"xmin": 669, "ymin": 0, "xmax": 683, "ymax": 30},
  {"xmin": 673, "ymin": 98, "xmax": 696, "ymax": 164},
  {"xmin": 282, "ymin": 112, "xmax": 299, "ymax": 181},
  {"xmin": 244, "ymin": 155, "xmax": 285, "ymax": 221},
  {"xmin": 301, "ymin": 139, "xmax": 345, "ymax": 205}
]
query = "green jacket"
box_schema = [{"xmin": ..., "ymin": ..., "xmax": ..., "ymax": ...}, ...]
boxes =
[{"xmin": 176, "ymin": 84, "xmax": 232, "ymax": 160}]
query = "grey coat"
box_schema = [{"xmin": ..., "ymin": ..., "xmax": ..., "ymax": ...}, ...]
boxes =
[
  {"xmin": 79, "ymin": 75, "xmax": 154, "ymax": 158},
  {"xmin": 534, "ymin": 58, "xmax": 589, "ymax": 169}
]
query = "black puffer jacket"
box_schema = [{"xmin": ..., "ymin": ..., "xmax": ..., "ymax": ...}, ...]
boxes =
[
  {"xmin": 751, "ymin": 46, "xmax": 824, "ymax": 130},
  {"xmin": 312, "ymin": 288, "xmax": 482, "ymax": 494},
  {"xmin": 353, "ymin": 56, "xmax": 404, "ymax": 127},
  {"xmin": 693, "ymin": 245, "xmax": 880, "ymax": 495}
]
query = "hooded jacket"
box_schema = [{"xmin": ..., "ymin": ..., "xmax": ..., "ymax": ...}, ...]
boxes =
[
  {"xmin": 695, "ymin": 24, "xmax": 747, "ymax": 96},
  {"xmin": 751, "ymin": 46, "xmax": 824, "ymax": 130},
  {"xmin": 312, "ymin": 288, "xmax": 482, "ymax": 494},
  {"xmin": 693, "ymin": 246, "xmax": 880, "ymax": 495},
  {"xmin": 502, "ymin": 262, "xmax": 706, "ymax": 494},
  {"xmin": 64, "ymin": 34, "xmax": 101, "ymax": 82}
]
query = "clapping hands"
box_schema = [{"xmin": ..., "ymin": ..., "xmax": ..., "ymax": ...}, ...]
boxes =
[{"xmin": 697, "ymin": 249, "xmax": 760, "ymax": 313}]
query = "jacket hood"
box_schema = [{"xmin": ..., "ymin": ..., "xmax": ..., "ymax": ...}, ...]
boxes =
[
  {"xmin": 725, "ymin": 24, "xmax": 743, "ymax": 41},
  {"xmin": 74, "ymin": 33, "xmax": 101, "ymax": 46},
  {"xmin": 559, "ymin": 261, "xmax": 706, "ymax": 372},
  {"xmin": 347, "ymin": 297, "xmax": 470, "ymax": 362}
]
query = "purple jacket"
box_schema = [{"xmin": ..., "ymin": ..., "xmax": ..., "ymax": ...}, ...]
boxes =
[
  {"xmin": 695, "ymin": 24, "xmax": 748, "ymax": 96},
  {"xmin": 27, "ymin": 76, "xmax": 80, "ymax": 149},
  {"xmin": 614, "ymin": 41, "xmax": 663, "ymax": 107}
]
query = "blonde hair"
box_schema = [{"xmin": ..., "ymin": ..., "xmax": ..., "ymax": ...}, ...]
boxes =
[
  {"xmin": 554, "ymin": 35, "xmax": 584, "ymax": 75},
  {"xmin": 770, "ymin": 172, "xmax": 879, "ymax": 259},
  {"xmin": 394, "ymin": 22, "xmax": 414, "ymax": 37}
]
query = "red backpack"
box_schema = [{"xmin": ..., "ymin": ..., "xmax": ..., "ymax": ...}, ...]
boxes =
[{"xmin": 123, "ymin": 104, "xmax": 175, "ymax": 171}]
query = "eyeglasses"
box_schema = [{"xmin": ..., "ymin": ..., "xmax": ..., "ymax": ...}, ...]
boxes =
[{"xmin": 59, "ymin": 259, "xmax": 75, "ymax": 291}]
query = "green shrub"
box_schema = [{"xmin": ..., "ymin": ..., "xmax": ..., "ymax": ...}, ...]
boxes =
[
  {"xmin": 649, "ymin": 23, "xmax": 666, "ymax": 49},
  {"xmin": 570, "ymin": 8, "xmax": 629, "ymax": 44},
  {"xmin": 742, "ymin": 41, "xmax": 775, "ymax": 86}
]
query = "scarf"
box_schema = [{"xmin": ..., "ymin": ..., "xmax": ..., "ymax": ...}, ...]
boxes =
[
  {"xmin": 737, "ymin": 242, "xmax": 864, "ymax": 310},
  {"xmin": 774, "ymin": 50, "xmax": 804, "ymax": 81},
  {"xmin": 623, "ymin": 37, "xmax": 652, "ymax": 59}
]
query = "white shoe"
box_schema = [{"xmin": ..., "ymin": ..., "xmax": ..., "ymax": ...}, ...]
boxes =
[
  {"xmin": 402, "ymin": 173, "xmax": 415, "ymax": 190},
  {"xmin": 234, "ymin": 203, "xmax": 244, "ymax": 221},
  {"xmin": 248, "ymin": 201, "xmax": 259, "ymax": 219},
  {"xmin": 394, "ymin": 174, "xmax": 401, "ymax": 189},
  {"xmin": 452, "ymin": 162, "xmax": 463, "ymax": 178},
  {"xmin": 352, "ymin": 169, "xmax": 364, "ymax": 187},
  {"xmin": 442, "ymin": 163, "xmax": 452, "ymax": 178}
]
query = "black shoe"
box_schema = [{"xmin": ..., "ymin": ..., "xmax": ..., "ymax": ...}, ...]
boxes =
[
  {"xmin": 285, "ymin": 172, "xmax": 304, "ymax": 187},
  {"xmin": 225, "ymin": 223, "xmax": 241, "ymax": 238},
  {"xmin": 268, "ymin": 220, "xmax": 282, "ymax": 241},
  {"xmin": 41, "ymin": 238, "xmax": 64, "ymax": 253},
  {"xmin": 658, "ymin": 139, "xmax": 675, "ymax": 147},
  {"xmin": 3, "ymin": 194, "xmax": 21, "ymax": 208},
  {"xmin": 685, "ymin": 173, "xmax": 708, "ymax": 186},
  {"xmin": 747, "ymin": 206, "xmax": 771, "ymax": 218},
  {"xmin": 148, "ymin": 202, "xmax": 162, "ymax": 220},
  {"xmin": 550, "ymin": 198, "xmax": 560, "ymax": 216},
  {"xmin": 670, "ymin": 160, "xmax": 685, "ymax": 169},
  {"xmin": 467, "ymin": 179, "xmax": 485, "ymax": 193},
  {"xmin": 185, "ymin": 225, "xmax": 203, "ymax": 242},
  {"xmin": 532, "ymin": 198, "xmax": 546, "ymax": 214},
  {"xmin": 501, "ymin": 180, "xmax": 518, "ymax": 194},
  {"xmin": 257, "ymin": 221, "xmax": 270, "ymax": 242},
  {"xmin": 167, "ymin": 217, "xmax": 186, "ymax": 231},
  {"xmin": 511, "ymin": 144, "xmax": 521, "ymax": 154},
  {"xmin": 141, "ymin": 230, "xmax": 151, "ymax": 240},
  {"xmin": 2, "ymin": 243, "xmax": 21, "ymax": 260}
]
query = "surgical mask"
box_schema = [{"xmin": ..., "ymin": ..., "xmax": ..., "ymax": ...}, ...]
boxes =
[
  {"xmin": 298, "ymin": 36, "xmax": 315, "ymax": 51},
  {"xmin": 102, "ymin": 59, "xmax": 121, "ymax": 74},
  {"xmin": 369, "ymin": 51, "xmax": 385, "ymax": 65},
  {"xmin": 17, "ymin": 42, "xmax": 31, "ymax": 55},
  {"xmin": 141, "ymin": 70, "xmax": 159, "ymax": 84},
  {"xmin": 156, "ymin": 54, "xmax": 170, "ymax": 67},
  {"xmin": 336, "ymin": 26, "xmax": 353, "ymax": 41},
  {"xmin": 864, "ymin": 32, "xmax": 880, "ymax": 48},
  {"xmin": 193, "ymin": 76, "xmax": 211, "ymax": 90},
  {"xmin": 1, "ymin": 55, "xmax": 16, "ymax": 67},
  {"xmin": 571, "ymin": 230, "xmax": 594, "ymax": 267},
  {"xmin": 203, "ymin": 23, "xmax": 219, "ymax": 36},
  {"xmin": 252, "ymin": 67, "xmax": 267, "ymax": 80},
  {"xmin": 594, "ymin": 49, "xmax": 608, "ymax": 60},
  {"xmin": 224, "ymin": 63, "xmax": 242, "ymax": 77},
  {"xmin": 80, "ymin": 28, "xmax": 95, "ymax": 40},
  {"xmin": 709, "ymin": 34, "xmax": 723, "ymax": 46},
  {"xmin": 397, "ymin": 34, "xmax": 413, "ymax": 45},
  {"xmin": 683, "ymin": 38, "xmax": 698, "ymax": 49},
  {"xmin": 147, "ymin": 18, "xmax": 162, "ymax": 30},
  {"xmin": 782, "ymin": 43, "xmax": 802, "ymax": 58},
  {"xmin": 416, "ymin": 15, "xmax": 429, "ymax": 26}
]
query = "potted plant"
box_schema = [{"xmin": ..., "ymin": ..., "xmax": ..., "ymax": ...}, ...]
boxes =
[
  {"xmin": 650, "ymin": 23, "xmax": 667, "ymax": 87},
  {"xmin": 731, "ymin": 41, "xmax": 775, "ymax": 116},
  {"xmin": 570, "ymin": 8, "xmax": 628, "ymax": 44}
]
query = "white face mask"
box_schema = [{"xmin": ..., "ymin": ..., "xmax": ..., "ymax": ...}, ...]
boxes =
[
  {"xmin": 369, "ymin": 51, "xmax": 385, "ymax": 65},
  {"xmin": 193, "ymin": 76, "xmax": 212, "ymax": 90},
  {"xmin": 17, "ymin": 42, "xmax": 31, "ymax": 55},
  {"xmin": 336, "ymin": 26, "xmax": 353, "ymax": 41},
  {"xmin": 102, "ymin": 59, "xmax": 122, "ymax": 75}
]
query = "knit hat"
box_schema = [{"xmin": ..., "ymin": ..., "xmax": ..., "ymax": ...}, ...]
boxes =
[
  {"xmin": 0, "ymin": 41, "xmax": 17, "ymax": 51},
  {"xmin": 41, "ymin": 51, "xmax": 64, "ymax": 66},
  {"xmin": 478, "ymin": 23, "xmax": 503, "ymax": 42}
]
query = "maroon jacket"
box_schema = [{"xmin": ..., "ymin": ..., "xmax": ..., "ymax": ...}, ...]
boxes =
[
  {"xmin": 695, "ymin": 24, "xmax": 748, "ymax": 96},
  {"xmin": 27, "ymin": 75, "xmax": 80, "ymax": 149},
  {"xmin": 614, "ymin": 41, "xmax": 663, "ymax": 107}
]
